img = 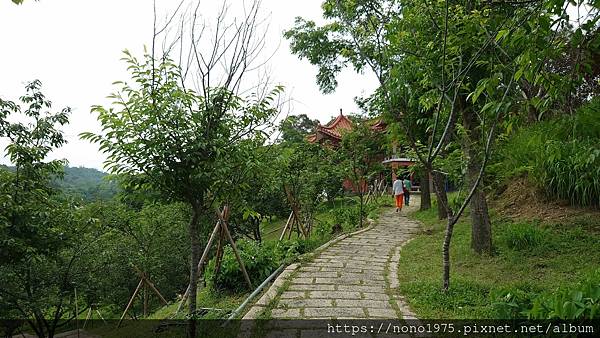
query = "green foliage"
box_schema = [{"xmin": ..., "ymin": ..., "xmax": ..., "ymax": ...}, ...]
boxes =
[
  {"xmin": 0, "ymin": 81, "xmax": 96, "ymax": 336},
  {"xmin": 205, "ymin": 240, "xmax": 279, "ymax": 292},
  {"xmin": 81, "ymin": 50, "xmax": 283, "ymax": 323},
  {"xmin": 78, "ymin": 201, "xmax": 190, "ymax": 312},
  {"xmin": 493, "ymin": 270, "xmax": 600, "ymax": 319},
  {"xmin": 399, "ymin": 205, "xmax": 600, "ymax": 319},
  {"xmin": 330, "ymin": 205, "xmax": 361, "ymax": 230},
  {"xmin": 495, "ymin": 98, "xmax": 600, "ymax": 206},
  {"xmin": 56, "ymin": 166, "xmax": 118, "ymax": 201},
  {"xmin": 339, "ymin": 124, "xmax": 385, "ymax": 227},
  {"xmin": 278, "ymin": 114, "xmax": 318, "ymax": 144},
  {"xmin": 501, "ymin": 222, "xmax": 546, "ymax": 251},
  {"xmin": 277, "ymin": 142, "xmax": 344, "ymax": 229}
]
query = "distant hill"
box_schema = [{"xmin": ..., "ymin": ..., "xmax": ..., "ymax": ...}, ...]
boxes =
[
  {"xmin": 0, "ymin": 165, "xmax": 118, "ymax": 202},
  {"xmin": 58, "ymin": 166, "xmax": 118, "ymax": 201}
]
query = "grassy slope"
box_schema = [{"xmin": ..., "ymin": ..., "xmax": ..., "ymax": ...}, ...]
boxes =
[{"xmin": 397, "ymin": 201, "xmax": 600, "ymax": 319}]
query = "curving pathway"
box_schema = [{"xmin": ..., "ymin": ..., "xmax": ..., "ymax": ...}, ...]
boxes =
[{"xmin": 243, "ymin": 195, "xmax": 422, "ymax": 331}]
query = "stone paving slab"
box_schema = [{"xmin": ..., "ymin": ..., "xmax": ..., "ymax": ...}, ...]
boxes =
[
  {"xmin": 241, "ymin": 197, "xmax": 422, "ymax": 338},
  {"xmin": 267, "ymin": 199, "xmax": 421, "ymax": 321}
]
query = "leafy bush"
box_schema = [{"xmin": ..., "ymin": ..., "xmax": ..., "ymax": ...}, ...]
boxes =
[
  {"xmin": 496, "ymin": 97, "xmax": 600, "ymax": 207},
  {"xmin": 205, "ymin": 238, "xmax": 325, "ymax": 292},
  {"xmin": 493, "ymin": 270, "xmax": 600, "ymax": 319},
  {"xmin": 275, "ymin": 238, "xmax": 320, "ymax": 262},
  {"xmin": 330, "ymin": 201, "xmax": 379, "ymax": 229},
  {"xmin": 331, "ymin": 205, "xmax": 361, "ymax": 229},
  {"xmin": 501, "ymin": 222, "xmax": 546, "ymax": 250},
  {"xmin": 205, "ymin": 240, "xmax": 279, "ymax": 292}
]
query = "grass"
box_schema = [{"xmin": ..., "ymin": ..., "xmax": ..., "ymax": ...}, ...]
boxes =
[
  {"xmin": 86, "ymin": 287, "xmax": 249, "ymax": 337},
  {"xmin": 397, "ymin": 201, "xmax": 600, "ymax": 319},
  {"xmin": 84, "ymin": 194, "xmax": 391, "ymax": 338}
]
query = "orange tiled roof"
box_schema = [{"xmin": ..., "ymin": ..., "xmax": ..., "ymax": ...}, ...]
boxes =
[
  {"xmin": 307, "ymin": 112, "xmax": 388, "ymax": 144},
  {"xmin": 315, "ymin": 113, "xmax": 353, "ymax": 139},
  {"xmin": 370, "ymin": 119, "xmax": 387, "ymax": 131}
]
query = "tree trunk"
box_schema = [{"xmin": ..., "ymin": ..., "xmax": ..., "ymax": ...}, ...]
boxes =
[
  {"xmin": 461, "ymin": 104, "xmax": 493, "ymax": 254},
  {"xmin": 187, "ymin": 205, "xmax": 201, "ymax": 338},
  {"xmin": 431, "ymin": 168, "xmax": 455, "ymax": 291},
  {"xmin": 432, "ymin": 171, "xmax": 448, "ymax": 220},
  {"xmin": 420, "ymin": 171, "xmax": 431, "ymax": 211},
  {"xmin": 466, "ymin": 157, "xmax": 492, "ymax": 254},
  {"xmin": 442, "ymin": 216, "xmax": 455, "ymax": 291}
]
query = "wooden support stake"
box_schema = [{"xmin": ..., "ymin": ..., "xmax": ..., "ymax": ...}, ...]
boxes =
[
  {"xmin": 292, "ymin": 206, "xmax": 308, "ymax": 238},
  {"xmin": 214, "ymin": 228, "xmax": 224, "ymax": 277},
  {"xmin": 219, "ymin": 218, "xmax": 252, "ymax": 289},
  {"xmin": 175, "ymin": 219, "xmax": 222, "ymax": 314},
  {"xmin": 279, "ymin": 211, "xmax": 293, "ymax": 241},
  {"xmin": 144, "ymin": 277, "xmax": 168, "ymax": 306},
  {"xmin": 96, "ymin": 309, "xmax": 106, "ymax": 323},
  {"xmin": 118, "ymin": 278, "xmax": 143, "ymax": 327},
  {"xmin": 131, "ymin": 265, "xmax": 168, "ymax": 306},
  {"xmin": 83, "ymin": 308, "xmax": 92, "ymax": 329}
]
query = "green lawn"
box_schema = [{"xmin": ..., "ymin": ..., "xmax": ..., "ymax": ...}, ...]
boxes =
[{"xmin": 398, "ymin": 202, "xmax": 600, "ymax": 319}]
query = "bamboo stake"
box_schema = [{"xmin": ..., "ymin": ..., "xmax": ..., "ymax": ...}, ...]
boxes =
[
  {"xmin": 144, "ymin": 277, "xmax": 168, "ymax": 305},
  {"xmin": 118, "ymin": 278, "xmax": 143, "ymax": 327},
  {"xmin": 278, "ymin": 211, "xmax": 293, "ymax": 241},
  {"xmin": 220, "ymin": 218, "xmax": 252, "ymax": 289},
  {"xmin": 175, "ymin": 219, "xmax": 222, "ymax": 313},
  {"xmin": 83, "ymin": 307, "xmax": 92, "ymax": 329},
  {"xmin": 214, "ymin": 228, "xmax": 224, "ymax": 277},
  {"xmin": 292, "ymin": 206, "xmax": 308, "ymax": 238}
]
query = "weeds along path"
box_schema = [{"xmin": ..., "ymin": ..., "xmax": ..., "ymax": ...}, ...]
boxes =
[{"xmin": 243, "ymin": 195, "xmax": 422, "ymax": 336}]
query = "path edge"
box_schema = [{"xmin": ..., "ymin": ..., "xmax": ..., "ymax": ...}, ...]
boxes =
[{"xmin": 241, "ymin": 217, "xmax": 378, "ymax": 319}]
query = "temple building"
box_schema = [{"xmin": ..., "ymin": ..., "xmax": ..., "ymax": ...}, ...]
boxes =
[
  {"xmin": 307, "ymin": 110, "xmax": 420, "ymax": 191},
  {"xmin": 306, "ymin": 110, "xmax": 353, "ymax": 146}
]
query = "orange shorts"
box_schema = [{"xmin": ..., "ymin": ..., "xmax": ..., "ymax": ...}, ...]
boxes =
[{"xmin": 395, "ymin": 194, "xmax": 403, "ymax": 208}]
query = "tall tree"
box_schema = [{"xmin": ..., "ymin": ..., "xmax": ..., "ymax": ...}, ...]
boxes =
[
  {"xmin": 87, "ymin": 1, "xmax": 278, "ymax": 335},
  {"xmin": 279, "ymin": 114, "xmax": 318, "ymax": 144},
  {"xmin": 81, "ymin": 50, "xmax": 281, "ymax": 337},
  {"xmin": 0, "ymin": 81, "xmax": 92, "ymax": 338},
  {"xmin": 339, "ymin": 124, "xmax": 384, "ymax": 228}
]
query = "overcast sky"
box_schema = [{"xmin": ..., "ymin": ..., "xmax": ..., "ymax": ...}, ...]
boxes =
[{"xmin": 0, "ymin": 0, "xmax": 379, "ymax": 170}]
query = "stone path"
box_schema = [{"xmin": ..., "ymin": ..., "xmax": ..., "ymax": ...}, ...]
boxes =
[{"xmin": 243, "ymin": 196, "xmax": 422, "ymax": 328}]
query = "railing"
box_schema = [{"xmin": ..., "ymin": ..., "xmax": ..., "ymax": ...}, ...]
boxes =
[{"xmin": 382, "ymin": 155, "xmax": 415, "ymax": 163}]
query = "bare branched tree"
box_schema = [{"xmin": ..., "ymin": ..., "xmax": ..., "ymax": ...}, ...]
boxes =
[{"xmin": 147, "ymin": 1, "xmax": 279, "ymax": 336}]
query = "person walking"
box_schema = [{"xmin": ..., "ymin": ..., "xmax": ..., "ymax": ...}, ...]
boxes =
[
  {"xmin": 403, "ymin": 176, "xmax": 412, "ymax": 206},
  {"xmin": 392, "ymin": 176, "xmax": 404, "ymax": 212}
]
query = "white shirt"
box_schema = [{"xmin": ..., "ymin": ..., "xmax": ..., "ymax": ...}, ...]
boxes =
[{"xmin": 393, "ymin": 179, "xmax": 404, "ymax": 196}]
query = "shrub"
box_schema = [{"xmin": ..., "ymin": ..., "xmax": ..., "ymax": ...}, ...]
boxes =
[
  {"xmin": 205, "ymin": 240, "xmax": 279, "ymax": 292},
  {"xmin": 493, "ymin": 270, "xmax": 600, "ymax": 319},
  {"xmin": 331, "ymin": 205, "xmax": 361, "ymax": 229},
  {"xmin": 501, "ymin": 222, "xmax": 546, "ymax": 250},
  {"xmin": 497, "ymin": 97, "xmax": 600, "ymax": 207},
  {"xmin": 205, "ymin": 237, "xmax": 326, "ymax": 292}
]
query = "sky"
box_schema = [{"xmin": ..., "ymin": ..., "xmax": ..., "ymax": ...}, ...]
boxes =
[{"xmin": 0, "ymin": 0, "xmax": 379, "ymax": 170}]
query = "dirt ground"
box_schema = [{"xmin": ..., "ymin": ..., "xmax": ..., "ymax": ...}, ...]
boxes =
[{"xmin": 492, "ymin": 177, "xmax": 600, "ymax": 223}]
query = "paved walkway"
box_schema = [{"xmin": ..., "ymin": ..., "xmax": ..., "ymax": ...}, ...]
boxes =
[
  {"xmin": 271, "ymin": 205, "xmax": 420, "ymax": 321},
  {"xmin": 249, "ymin": 195, "xmax": 422, "ymax": 324}
]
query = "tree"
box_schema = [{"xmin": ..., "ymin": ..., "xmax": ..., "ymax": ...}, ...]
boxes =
[
  {"xmin": 78, "ymin": 200, "xmax": 190, "ymax": 317},
  {"xmin": 283, "ymin": 0, "xmax": 456, "ymax": 220},
  {"xmin": 286, "ymin": 0, "xmax": 600, "ymax": 289},
  {"xmin": 277, "ymin": 142, "xmax": 323, "ymax": 236},
  {"xmin": 81, "ymin": 50, "xmax": 280, "ymax": 336},
  {"xmin": 0, "ymin": 81, "xmax": 93, "ymax": 338},
  {"xmin": 279, "ymin": 114, "xmax": 318, "ymax": 144},
  {"xmin": 339, "ymin": 124, "xmax": 384, "ymax": 228}
]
